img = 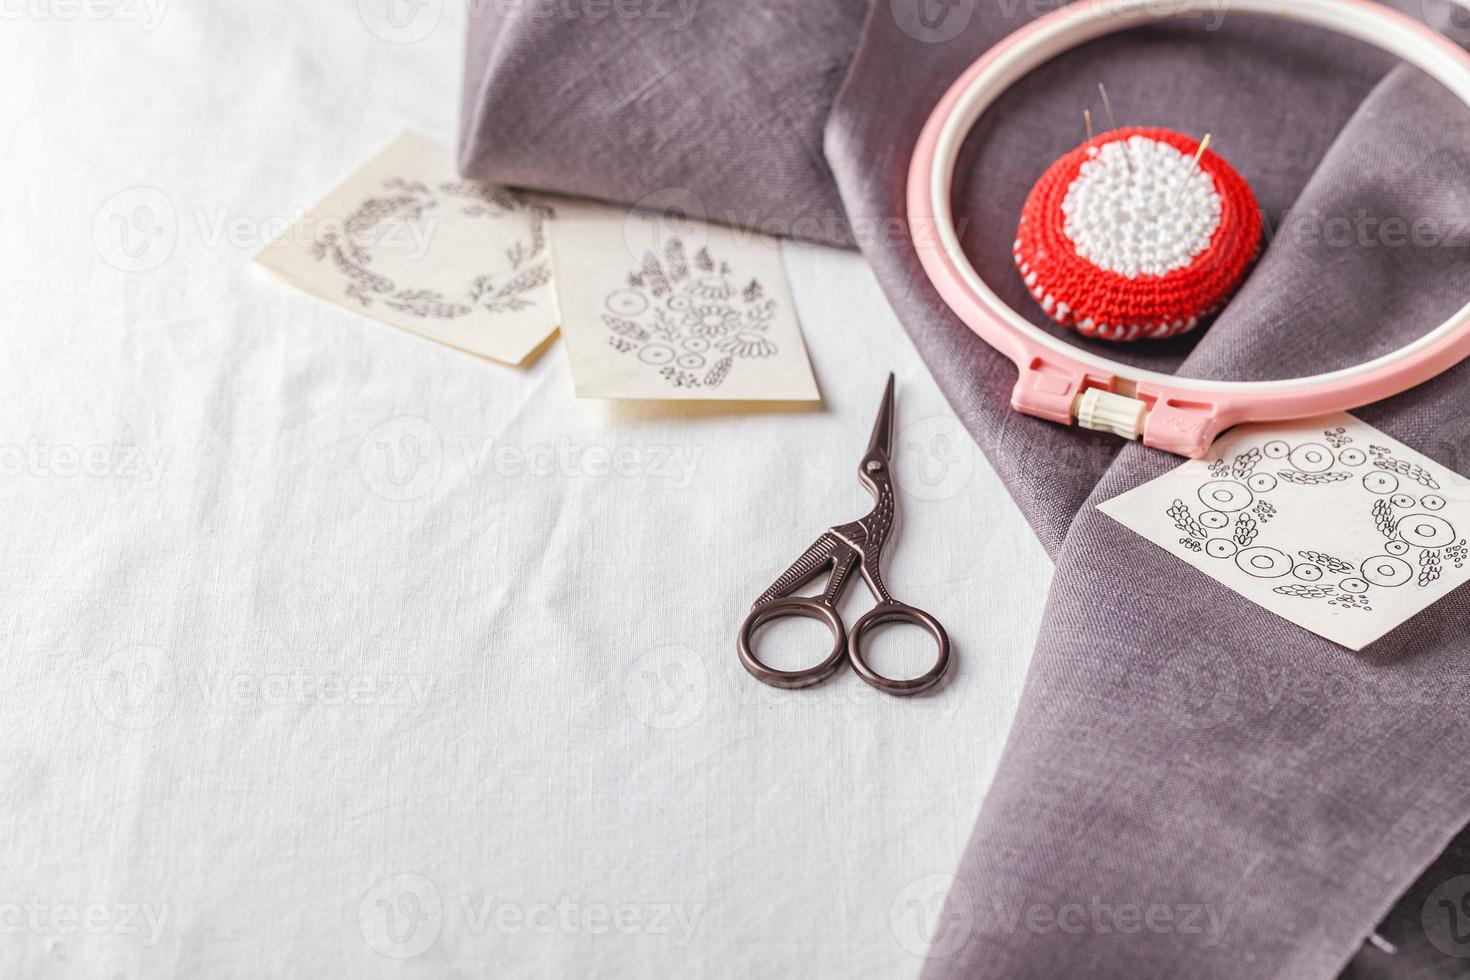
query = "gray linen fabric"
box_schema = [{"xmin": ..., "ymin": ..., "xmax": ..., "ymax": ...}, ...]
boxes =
[
  {"xmin": 459, "ymin": 0, "xmax": 869, "ymax": 247},
  {"xmin": 827, "ymin": 7, "xmax": 1470, "ymax": 976},
  {"xmin": 461, "ymin": 2, "xmax": 1470, "ymax": 975}
]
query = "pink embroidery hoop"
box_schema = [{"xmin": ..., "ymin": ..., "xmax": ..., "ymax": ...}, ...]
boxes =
[{"xmin": 908, "ymin": 0, "xmax": 1470, "ymax": 458}]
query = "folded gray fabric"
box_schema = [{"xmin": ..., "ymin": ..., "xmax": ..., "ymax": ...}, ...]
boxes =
[
  {"xmin": 461, "ymin": 3, "xmax": 1470, "ymax": 975},
  {"xmin": 459, "ymin": 0, "xmax": 868, "ymax": 247},
  {"xmin": 831, "ymin": 7, "xmax": 1470, "ymax": 977}
]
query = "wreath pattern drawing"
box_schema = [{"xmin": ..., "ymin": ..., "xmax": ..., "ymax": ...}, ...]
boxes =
[
  {"xmin": 310, "ymin": 178, "xmax": 552, "ymax": 319},
  {"xmin": 599, "ymin": 237, "xmax": 781, "ymax": 390},
  {"xmin": 1171, "ymin": 428, "xmax": 1464, "ymax": 612}
]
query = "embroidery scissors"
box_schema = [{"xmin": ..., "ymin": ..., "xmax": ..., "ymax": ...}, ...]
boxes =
[{"xmin": 737, "ymin": 375, "xmax": 951, "ymax": 696}]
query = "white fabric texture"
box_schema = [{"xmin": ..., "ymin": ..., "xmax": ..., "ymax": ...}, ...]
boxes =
[{"xmin": 0, "ymin": 2, "xmax": 1052, "ymax": 977}]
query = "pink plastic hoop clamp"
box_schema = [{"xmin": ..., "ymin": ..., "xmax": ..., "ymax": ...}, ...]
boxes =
[{"xmin": 908, "ymin": 0, "xmax": 1470, "ymax": 457}]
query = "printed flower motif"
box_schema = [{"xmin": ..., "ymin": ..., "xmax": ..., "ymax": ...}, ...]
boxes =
[
  {"xmin": 684, "ymin": 304, "xmax": 741, "ymax": 338},
  {"xmin": 719, "ymin": 332, "xmax": 777, "ymax": 358},
  {"xmin": 686, "ymin": 276, "xmax": 734, "ymax": 301},
  {"xmin": 599, "ymin": 236, "xmax": 784, "ymax": 391}
]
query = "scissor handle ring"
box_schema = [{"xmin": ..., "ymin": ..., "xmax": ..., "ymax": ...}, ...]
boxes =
[
  {"xmin": 737, "ymin": 597, "xmax": 848, "ymax": 690},
  {"xmin": 848, "ymin": 601, "xmax": 950, "ymax": 697}
]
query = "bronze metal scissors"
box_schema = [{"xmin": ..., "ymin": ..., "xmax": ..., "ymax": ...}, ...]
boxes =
[{"xmin": 737, "ymin": 375, "xmax": 951, "ymax": 696}]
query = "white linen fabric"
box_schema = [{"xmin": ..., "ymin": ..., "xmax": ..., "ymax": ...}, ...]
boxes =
[{"xmin": 0, "ymin": 1, "xmax": 1051, "ymax": 976}]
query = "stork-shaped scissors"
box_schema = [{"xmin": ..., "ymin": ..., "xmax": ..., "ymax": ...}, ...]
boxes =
[{"xmin": 737, "ymin": 375, "xmax": 951, "ymax": 696}]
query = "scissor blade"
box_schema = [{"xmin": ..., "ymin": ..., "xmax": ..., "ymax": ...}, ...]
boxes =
[{"xmin": 865, "ymin": 373, "xmax": 896, "ymax": 459}]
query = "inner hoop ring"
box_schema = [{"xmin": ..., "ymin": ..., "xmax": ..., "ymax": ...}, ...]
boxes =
[{"xmin": 907, "ymin": 0, "xmax": 1470, "ymax": 457}]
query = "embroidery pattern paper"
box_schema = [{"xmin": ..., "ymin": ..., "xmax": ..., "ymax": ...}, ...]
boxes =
[
  {"xmin": 550, "ymin": 200, "xmax": 819, "ymax": 401},
  {"xmin": 254, "ymin": 130, "xmax": 557, "ymax": 365},
  {"xmin": 1098, "ymin": 413, "xmax": 1470, "ymax": 650}
]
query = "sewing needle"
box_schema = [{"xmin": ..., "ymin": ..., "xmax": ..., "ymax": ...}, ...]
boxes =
[
  {"xmin": 1165, "ymin": 133, "xmax": 1212, "ymax": 209},
  {"xmin": 1189, "ymin": 133, "xmax": 1212, "ymax": 171},
  {"xmin": 1098, "ymin": 83, "xmax": 1132, "ymax": 175}
]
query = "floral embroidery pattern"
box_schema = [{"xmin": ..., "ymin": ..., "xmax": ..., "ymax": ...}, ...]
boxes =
[
  {"xmin": 1164, "ymin": 433, "xmax": 1463, "ymax": 614},
  {"xmin": 310, "ymin": 178, "xmax": 552, "ymax": 319},
  {"xmin": 599, "ymin": 237, "xmax": 779, "ymax": 390}
]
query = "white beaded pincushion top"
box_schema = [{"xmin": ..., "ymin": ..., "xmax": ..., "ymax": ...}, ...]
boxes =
[{"xmin": 1013, "ymin": 126, "xmax": 1261, "ymax": 343}]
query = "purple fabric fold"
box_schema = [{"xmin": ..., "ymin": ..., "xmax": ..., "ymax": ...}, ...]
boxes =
[
  {"xmin": 461, "ymin": 3, "xmax": 1470, "ymax": 975},
  {"xmin": 826, "ymin": 7, "xmax": 1470, "ymax": 975},
  {"xmin": 459, "ymin": 0, "xmax": 869, "ymax": 247}
]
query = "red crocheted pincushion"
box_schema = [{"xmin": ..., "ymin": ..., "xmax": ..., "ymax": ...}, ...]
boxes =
[{"xmin": 1013, "ymin": 127, "xmax": 1261, "ymax": 343}]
